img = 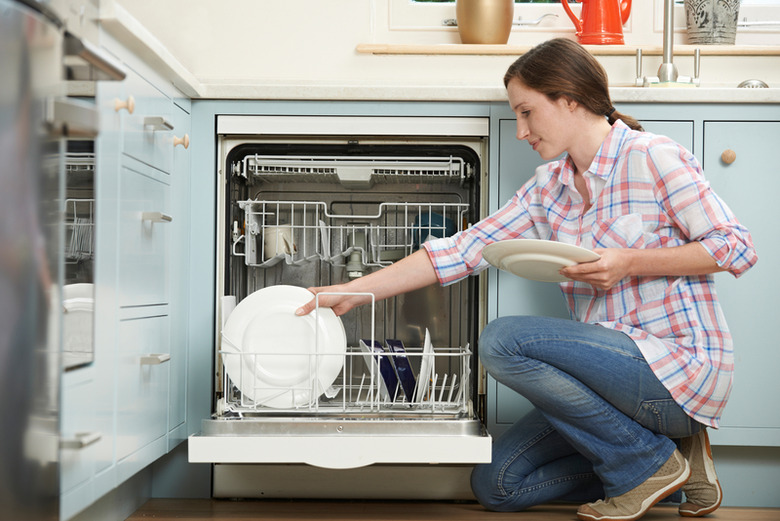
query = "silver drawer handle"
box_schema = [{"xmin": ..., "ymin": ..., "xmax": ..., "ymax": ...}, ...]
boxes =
[
  {"xmin": 64, "ymin": 31, "xmax": 126, "ymax": 82},
  {"xmin": 143, "ymin": 116, "xmax": 174, "ymax": 131},
  {"xmin": 140, "ymin": 353, "xmax": 171, "ymax": 365},
  {"xmin": 46, "ymin": 97, "xmax": 99, "ymax": 138},
  {"xmin": 141, "ymin": 212, "xmax": 173, "ymax": 223},
  {"xmin": 60, "ymin": 431, "xmax": 102, "ymax": 450}
]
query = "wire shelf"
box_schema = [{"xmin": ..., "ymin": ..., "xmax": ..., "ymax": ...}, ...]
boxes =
[
  {"xmin": 219, "ymin": 344, "xmax": 472, "ymax": 417},
  {"xmin": 235, "ymin": 154, "xmax": 469, "ymax": 186},
  {"xmin": 64, "ymin": 198, "xmax": 94, "ymax": 261},
  {"xmin": 232, "ymin": 199, "xmax": 468, "ymax": 270}
]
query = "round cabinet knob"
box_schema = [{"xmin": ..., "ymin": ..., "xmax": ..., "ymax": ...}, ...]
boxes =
[
  {"xmin": 721, "ymin": 149, "xmax": 737, "ymax": 165},
  {"xmin": 174, "ymin": 134, "xmax": 190, "ymax": 149},
  {"xmin": 114, "ymin": 95, "xmax": 135, "ymax": 114}
]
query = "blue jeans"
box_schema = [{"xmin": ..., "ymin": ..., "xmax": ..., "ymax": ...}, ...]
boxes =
[{"xmin": 471, "ymin": 316, "xmax": 702, "ymax": 512}]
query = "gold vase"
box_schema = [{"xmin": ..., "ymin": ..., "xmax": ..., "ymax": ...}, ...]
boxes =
[{"xmin": 456, "ymin": 0, "xmax": 514, "ymax": 44}]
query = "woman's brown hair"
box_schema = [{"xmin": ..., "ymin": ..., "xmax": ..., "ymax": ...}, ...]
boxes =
[{"xmin": 504, "ymin": 38, "xmax": 643, "ymax": 131}]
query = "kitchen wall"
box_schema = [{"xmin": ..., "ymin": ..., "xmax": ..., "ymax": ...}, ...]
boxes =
[{"xmin": 112, "ymin": 0, "xmax": 780, "ymax": 97}]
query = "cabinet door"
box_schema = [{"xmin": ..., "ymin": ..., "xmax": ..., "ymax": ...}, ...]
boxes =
[
  {"xmin": 121, "ymin": 65, "xmax": 174, "ymax": 173},
  {"xmin": 487, "ymin": 116, "xmax": 569, "ymax": 437},
  {"xmin": 60, "ymin": 369, "xmax": 100, "ymax": 519},
  {"xmin": 640, "ymin": 120, "xmax": 694, "ymax": 155},
  {"xmin": 117, "ymin": 161, "xmax": 171, "ymax": 307},
  {"xmin": 116, "ymin": 314, "xmax": 171, "ymax": 461},
  {"xmin": 493, "ymin": 119, "xmax": 571, "ymax": 319},
  {"xmin": 703, "ymin": 121, "xmax": 780, "ymax": 446},
  {"xmin": 167, "ymin": 102, "xmax": 192, "ymax": 447}
]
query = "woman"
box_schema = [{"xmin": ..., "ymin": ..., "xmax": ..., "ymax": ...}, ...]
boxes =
[{"xmin": 297, "ymin": 38, "xmax": 756, "ymax": 521}]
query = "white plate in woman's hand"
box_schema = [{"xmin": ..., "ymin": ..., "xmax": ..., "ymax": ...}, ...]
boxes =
[{"xmin": 482, "ymin": 239, "xmax": 600, "ymax": 282}]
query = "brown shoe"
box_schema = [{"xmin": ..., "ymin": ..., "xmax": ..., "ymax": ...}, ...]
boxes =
[
  {"xmin": 678, "ymin": 429, "xmax": 722, "ymax": 517},
  {"xmin": 577, "ymin": 449, "xmax": 690, "ymax": 521}
]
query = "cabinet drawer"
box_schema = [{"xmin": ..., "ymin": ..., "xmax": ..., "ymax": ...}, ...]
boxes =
[
  {"xmin": 121, "ymin": 65, "xmax": 174, "ymax": 173},
  {"xmin": 118, "ymin": 162, "xmax": 171, "ymax": 307},
  {"xmin": 60, "ymin": 369, "xmax": 100, "ymax": 495},
  {"xmin": 116, "ymin": 314, "xmax": 170, "ymax": 461}
]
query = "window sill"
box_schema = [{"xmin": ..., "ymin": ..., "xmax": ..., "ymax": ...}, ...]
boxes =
[{"xmin": 356, "ymin": 44, "xmax": 780, "ymax": 56}]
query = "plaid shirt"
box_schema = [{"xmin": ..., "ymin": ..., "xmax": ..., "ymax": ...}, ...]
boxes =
[{"xmin": 424, "ymin": 120, "xmax": 757, "ymax": 427}]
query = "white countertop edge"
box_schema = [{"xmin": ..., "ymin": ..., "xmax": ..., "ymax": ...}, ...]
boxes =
[
  {"xmin": 610, "ymin": 86, "xmax": 780, "ymax": 103},
  {"xmin": 198, "ymin": 83, "xmax": 780, "ymax": 103},
  {"xmin": 197, "ymin": 83, "xmax": 508, "ymax": 102}
]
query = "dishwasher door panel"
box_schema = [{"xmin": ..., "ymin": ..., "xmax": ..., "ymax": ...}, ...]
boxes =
[{"xmin": 189, "ymin": 423, "xmax": 490, "ymax": 469}]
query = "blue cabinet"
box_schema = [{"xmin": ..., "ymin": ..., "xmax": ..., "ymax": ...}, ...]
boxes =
[
  {"xmin": 118, "ymin": 160, "xmax": 172, "ymax": 307},
  {"xmin": 59, "ymin": 34, "xmax": 192, "ymax": 521},
  {"xmin": 485, "ymin": 110, "xmax": 570, "ymax": 438},
  {"xmin": 116, "ymin": 313, "xmax": 170, "ymax": 462},
  {"xmin": 702, "ymin": 121, "xmax": 780, "ymax": 447},
  {"xmin": 168, "ymin": 101, "xmax": 192, "ymax": 449}
]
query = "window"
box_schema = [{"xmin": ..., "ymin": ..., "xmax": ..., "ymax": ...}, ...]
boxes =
[{"xmin": 388, "ymin": 0, "xmax": 780, "ymax": 46}]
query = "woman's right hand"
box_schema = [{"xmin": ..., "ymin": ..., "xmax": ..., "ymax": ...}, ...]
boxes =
[{"xmin": 295, "ymin": 284, "xmax": 374, "ymax": 317}]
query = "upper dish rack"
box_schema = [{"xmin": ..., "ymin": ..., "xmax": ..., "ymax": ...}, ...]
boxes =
[
  {"xmin": 232, "ymin": 199, "xmax": 469, "ymax": 273},
  {"xmin": 64, "ymin": 151, "xmax": 95, "ymax": 262},
  {"xmin": 232, "ymin": 154, "xmax": 471, "ymax": 188},
  {"xmin": 64, "ymin": 198, "xmax": 94, "ymax": 262}
]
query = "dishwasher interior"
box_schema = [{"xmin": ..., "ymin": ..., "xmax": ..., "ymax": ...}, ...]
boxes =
[{"xmin": 189, "ymin": 116, "xmax": 492, "ymax": 476}]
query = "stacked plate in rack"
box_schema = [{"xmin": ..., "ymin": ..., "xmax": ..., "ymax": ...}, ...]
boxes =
[{"xmin": 221, "ymin": 285, "xmax": 346, "ymax": 409}]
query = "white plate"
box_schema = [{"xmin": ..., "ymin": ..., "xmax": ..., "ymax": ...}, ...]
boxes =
[
  {"xmin": 221, "ymin": 285, "xmax": 346, "ymax": 408},
  {"xmin": 482, "ymin": 239, "xmax": 600, "ymax": 282},
  {"xmin": 413, "ymin": 329, "xmax": 435, "ymax": 404}
]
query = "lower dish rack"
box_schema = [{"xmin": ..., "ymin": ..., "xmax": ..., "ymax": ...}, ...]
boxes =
[
  {"xmin": 189, "ymin": 296, "xmax": 491, "ymax": 469},
  {"xmin": 217, "ymin": 343, "xmax": 472, "ymax": 417}
]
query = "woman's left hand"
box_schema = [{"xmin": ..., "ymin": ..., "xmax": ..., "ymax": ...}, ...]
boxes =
[
  {"xmin": 559, "ymin": 242, "xmax": 724, "ymax": 290},
  {"xmin": 559, "ymin": 248, "xmax": 632, "ymax": 290}
]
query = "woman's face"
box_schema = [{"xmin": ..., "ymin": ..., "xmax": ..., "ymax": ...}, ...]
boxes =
[{"xmin": 506, "ymin": 78, "xmax": 574, "ymax": 161}]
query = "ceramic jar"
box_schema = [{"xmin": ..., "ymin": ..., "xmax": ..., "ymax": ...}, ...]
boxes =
[
  {"xmin": 684, "ymin": 0, "xmax": 741, "ymax": 45},
  {"xmin": 455, "ymin": 0, "xmax": 514, "ymax": 44}
]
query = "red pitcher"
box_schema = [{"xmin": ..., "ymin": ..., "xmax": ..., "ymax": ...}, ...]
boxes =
[{"xmin": 561, "ymin": 0, "xmax": 632, "ymax": 45}]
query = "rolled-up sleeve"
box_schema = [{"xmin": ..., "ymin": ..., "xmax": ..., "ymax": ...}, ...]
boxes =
[
  {"xmin": 424, "ymin": 180, "xmax": 540, "ymax": 286},
  {"xmin": 646, "ymin": 138, "xmax": 758, "ymax": 277}
]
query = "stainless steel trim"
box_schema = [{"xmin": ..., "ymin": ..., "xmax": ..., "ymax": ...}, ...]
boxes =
[
  {"xmin": 140, "ymin": 353, "xmax": 172, "ymax": 365},
  {"xmin": 141, "ymin": 212, "xmax": 173, "ymax": 223},
  {"xmin": 217, "ymin": 115, "xmax": 490, "ymax": 138},
  {"xmin": 144, "ymin": 116, "xmax": 174, "ymax": 131},
  {"xmin": 60, "ymin": 431, "xmax": 102, "ymax": 449},
  {"xmin": 64, "ymin": 31, "xmax": 126, "ymax": 81},
  {"xmin": 738, "ymin": 79, "xmax": 769, "ymax": 88},
  {"xmin": 45, "ymin": 97, "xmax": 99, "ymax": 137},
  {"xmin": 201, "ymin": 417, "xmax": 485, "ymax": 437},
  {"xmin": 658, "ymin": 0, "xmax": 678, "ymax": 83}
]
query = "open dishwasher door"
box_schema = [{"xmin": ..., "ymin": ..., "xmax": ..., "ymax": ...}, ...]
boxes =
[{"xmin": 188, "ymin": 115, "xmax": 491, "ymax": 474}]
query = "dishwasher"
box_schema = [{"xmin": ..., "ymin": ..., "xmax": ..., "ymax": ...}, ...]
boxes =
[{"xmin": 188, "ymin": 115, "xmax": 493, "ymax": 499}]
